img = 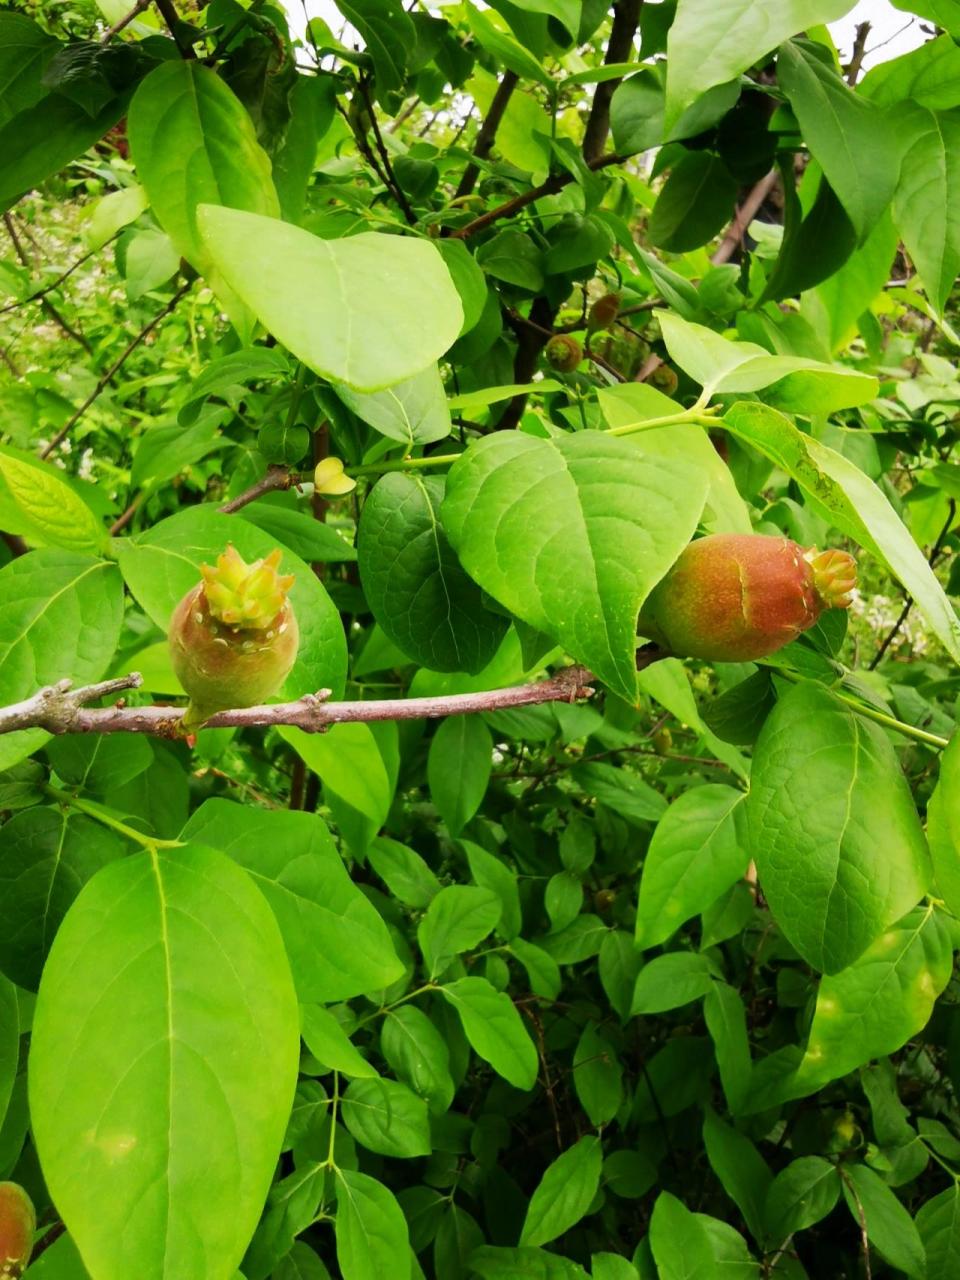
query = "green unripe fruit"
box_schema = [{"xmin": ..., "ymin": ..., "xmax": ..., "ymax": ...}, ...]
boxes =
[
  {"xmin": 170, "ymin": 545, "xmax": 299, "ymax": 730},
  {"xmin": 651, "ymin": 727, "xmax": 673, "ymax": 755},
  {"xmin": 258, "ymin": 423, "xmax": 311, "ymax": 466},
  {"xmin": 0, "ymin": 1182, "xmax": 34, "ymax": 1278},
  {"xmin": 545, "ymin": 334, "xmax": 583, "ymax": 373},
  {"xmin": 638, "ymin": 533, "xmax": 857, "ymax": 663}
]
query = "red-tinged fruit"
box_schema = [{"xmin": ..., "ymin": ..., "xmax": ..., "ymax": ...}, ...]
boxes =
[
  {"xmin": 638, "ymin": 533, "xmax": 857, "ymax": 663},
  {"xmin": 0, "ymin": 1182, "xmax": 34, "ymax": 1278},
  {"xmin": 169, "ymin": 545, "xmax": 299, "ymax": 730}
]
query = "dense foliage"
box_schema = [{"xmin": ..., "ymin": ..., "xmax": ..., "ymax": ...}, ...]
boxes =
[{"xmin": 4, "ymin": 1, "xmax": 960, "ymax": 1277}]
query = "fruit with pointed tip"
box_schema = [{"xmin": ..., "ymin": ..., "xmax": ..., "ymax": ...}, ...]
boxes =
[
  {"xmin": 638, "ymin": 533, "xmax": 856, "ymax": 662},
  {"xmin": 169, "ymin": 545, "xmax": 299, "ymax": 730}
]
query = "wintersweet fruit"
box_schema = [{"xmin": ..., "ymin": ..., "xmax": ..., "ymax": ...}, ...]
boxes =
[
  {"xmin": 0, "ymin": 1181, "xmax": 35, "ymax": 1277},
  {"xmin": 637, "ymin": 533, "xmax": 857, "ymax": 663},
  {"xmin": 587, "ymin": 292, "xmax": 621, "ymax": 334},
  {"xmin": 169, "ymin": 545, "xmax": 299, "ymax": 730},
  {"xmin": 545, "ymin": 334, "xmax": 583, "ymax": 372}
]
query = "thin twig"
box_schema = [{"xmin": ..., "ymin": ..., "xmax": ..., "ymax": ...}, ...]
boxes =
[
  {"xmin": 0, "ymin": 247, "xmax": 100, "ymax": 315},
  {"xmin": 870, "ymin": 498, "xmax": 955, "ymax": 669},
  {"xmin": 449, "ymin": 153, "xmax": 623, "ymax": 240},
  {"xmin": 710, "ymin": 170, "xmax": 778, "ymax": 266},
  {"xmin": 100, "ymin": 0, "xmax": 151, "ymax": 42},
  {"xmin": 455, "ymin": 70, "xmax": 519, "ymax": 199},
  {"xmin": 359, "ymin": 77, "xmax": 417, "ymax": 225},
  {"xmin": 4, "ymin": 214, "xmax": 92, "ymax": 352},
  {"xmin": 219, "ymin": 465, "xmax": 296, "ymax": 513},
  {"xmin": 838, "ymin": 1169, "xmax": 873, "ymax": 1280},
  {"xmin": 845, "ymin": 21, "xmax": 871, "ymax": 85},
  {"xmin": 40, "ymin": 282, "xmax": 191, "ymax": 458},
  {"xmin": 0, "ymin": 664, "xmax": 607, "ymax": 738},
  {"xmin": 153, "ymin": 0, "xmax": 196, "ymax": 56}
]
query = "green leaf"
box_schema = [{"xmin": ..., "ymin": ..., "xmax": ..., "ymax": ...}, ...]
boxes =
[
  {"xmin": 181, "ymin": 799, "xmax": 403, "ymax": 1002},
  {"xmin": 439, "ymin": 977, "xmax": 537, "ymax": 1090},
  {"xmin": 335, "ymin": 365, "xmax": 451, "ymax": 447},
  {"xmin": 801, "ymin": 208, "xmax": 899, "ymax": 352},
  {"xmin": 723, "ymin": 401, "xmax": 960, "ymax": 662},
  {"xmin": 795, "ymin": 906, "xmax": 952, "ymax": 1090},
  {"xmin": 367, "ymin": 837, "xmax": 441, "ymax": 910},
  {"xmin": 917, "ymin": 1184, "xmax": 960, "ymax": 1278},
  {"xmin": 300, "ymin": 1005, "xmax": 377, "ymax": 1078},
  {"xmin": 461, "ymin": 840, "xmax": 522, "ymax": 940},
  {"xmin": 381, "ymin": 1005, "xmax": 454, "ymax": 1115},
  {"xmin": 341, "ymin": 1078, "xmax": 431, "ymax": 1158},
  {"xmin": 0, "ymin": 446, "xmax": 105, "ymax": 554},
  {"xmin": 0, "ymin": 974, "xmax": 16, "ymax": 1135},
  {"xmin": 0, "ymin": 94, "xmax": 123, "ymax": 212},
  {"xmin": 114, "ymin": 503, "xmax": 348, "ymax": 701},
  {"xmin": 862, "ymin": 34, "xmax": 960, "ymax": 111},
  {"xmin": 841, "ymin": 1164, "xmax": 925, "ymax": 1279},
  {"xmin": 663, "ymin": 0, "xmax": 853, "ymax": 132},
  {"xmin": 747, "ymin": 681, "xmax": 930, "ymax": 974},
  {"xmin": 520, "ymin": 1135, "xmax": 602, "ymax": 1247},
  {"xmin": 335, "ymin": 1169, "xmax": 411, "ymax": 1280},
  {"xmin": 29, "ymin": 844, "xmax": 300, "ymax": 1280},
  {"xmin": 466, "ymin": 6, "xmax": 552, "ymax": 87},
  {"xmin": 636, "ymin": 785, "xmax": 748, "ymax": 949},
  {"xmin": 764, "ymin": 1157, "xmax": 840, "ymax": 1247},
  {"xmin": 928, "ymin": 733, "xmax": 960, "ymax": 916},
  {"xmin": 778, "ymin": 40, "xmax": 897, "ymax": 241},
  {"xmin": 572, "ymin": 762, "xmax": 667, "ymax": 826},
  {"xmin": 0, "ymin": 807, "xmax": 126, "ymax": 991},
  {"xmin": 509, "ymin": 937, "xmax": 562, "ymax": 1001},
  {"xmin": 273, "ymin": 73, "xmax": 336, "ymax": 223},
  {"xmin": 197, "ymin": 206, "xmax": 463, "ymax": 391},
  {"xmin": 648, "ymin": 1191, "xmax": 716, "ymax": 1280},
  {"xmin": 892, "ymin": 104, "xmax": 960, "ymax": 315},
  {"xmin": 21, "ymin": 1233, "xmax": 89, "ymax": 1279},
  {"xmin": 417, "ymin": 885, "xmax": 501, "ymax": 978},
  {"xmin": 0, "ymin": 551, "xmax": 123, "ymax": 772},
  {"xmin": 599, "ymin": 932, "xmax": 642, "ymax": 1021},
  {"xmin": 358, "ymin": 474, "xmax": 507, "ymax": 674},
  {"xmin": 631, "ymin": 953, "xmax": 718, "ymax": 1015},
  {"xmin": 572, "ymin": 1025, "xmax": 622, "ymax": 1127},
  {"xmin": 469, "ymin": 1246, "xmax": 588, "ymax": 1279},
  {"xmin": 441, "ymin": 430, "xmax": 708, "ymax": 703},
  {"xmin": 658, "ymin": 311, "xmax": 878, "ymax": 411},
  {"xmin": 238, "ymin": 501, "xmax": 358, "ymax": 565},
  {"xmin": 127, "ymin": 61, "xmax": 279, "ymax": 336},
  {"xmin": 649, "ymin": 152, "xmax": 738, "ymax": 253},
  {"xmin": 610, "ymin": 68, "xmax": 740, "ymax": 154},
  {"xmin": 704, "ymin": 983, "xmax": 753, "ymax": 1113},
  {"xmin": 702, "ymin": 1108, "xmax": 771, "ymax": 1244},
  {"xmin": 427, "ymin": 717, "xmax": 492, "ymax": 836},
  {"xmin": 0, "ymin": 12, "xmax": 59, "ymax": 126},
  {"xmin": 45, "ymin": 734, "xmax": 152, "ymax": 794},
  {"xmin": 333, "ymin": 0, "xmax": 414, "ymax": 100},
  {"xmin": 273, "ymin": 1241, "xmax": 332, "ymax": 1280},
  {"xmin": 84, "ymin": 183, "xmax": 149, "ymax": 251}
]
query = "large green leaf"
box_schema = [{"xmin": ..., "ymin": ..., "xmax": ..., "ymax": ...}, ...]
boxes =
[
  {"xmin": 127, "ymin": 62, "xmax": 278, "ymax": 337},
  {"xmin": 658, "ymin": 311, "xmax": 878, "ymax": 411},
  {"xmin": 862, "ymin": 34, "xmax": 960, "ymax": 111},
  {"xmin": 722, "ymin": 401, "xmax": 960, "ymax": 663},
  {"xmin": 197, "ymin": 206, "xmax": 463, "ymax": 391},
  {"xmin": 795, "ymin": 906, "xmax": 952, "ymax": 1090},
  {"xmin": 801, "ymin": 208, "xmax": 899, "ymax": 352},
  {"xmin": 891, "ymin": 104, "xmax": 960, "ymax": 316},
  {"xmin": 335, "ymin": 1169, "xmax": 411, "ymax": 1280},
  {"xmin": 441, "ymin": 430, "xmax": 708, "ymax": 702},
  {"xmin": 663, "ymin": 0, "xmax": 855, "ymax": 133},
  {"xmin": 648, "ymin": 1191, "xmax": 715, "ymax": 1280},
  {"xmin": 181, "ymin": 799, "xmax": 403, "ymax": 1002},
  {"xmin": 649, "ymin": 152, "xmax": 738, "ymax": 253},
  {"xmin": 335, "ymin": 365, "xmax": 451, "ymax": 447},
  {"xmin": 0, "ymin": 551, "xmax": 124, "ymax": 772},
  {"xmin": 333, "ymin": 0, "xmax": 414, "ymax": 100},
  {"xmin": 746, "ymin": 681, "xmax": 930, "ymax": 973},
  {"xmin": 778, "ymin": 40, "xmax": 897, "ymax": 242},
  {"xmin": 611, "ymin": 68, "xmax": 740, "ymax": 154},
  {"xmin": 520, "ymin": 1136, "xmax": 602, "ymax": 1247},
  {"xmin": 927, "ymin": 733, "xmax": 960, "ymax": 916},
  {"xmin": 357, "ymin": 473, "xmax": 507, "ymax": 673},
  {"xmin": 0, "ymin": 94, "xmax": 123, "ymax": 212},
  {"xmin": 439, "ymin": 977, "xmax": 537, "ymax": 1090},
  {"xmin": 0, "ymin": 973, "xmax": 16, "ymax": 1136},
  {"xmin": 29, "ymin": 844, "xmax": 300, "ymax": 1280},
  {"xmin": 635, "ymin": 786, "xmax": 748, "ymax": 950},
  {"xmin": 380, "ymin": 1006, "xmax": 454, "ymax": 1116},
  {"xmin": 0, "ymin": 446, "xmax": 106, "ymax": 554},
  {"xmin": 764, "ymin": 1158, "xmax": 840, "ymax": 1246},
  {"xmin": 0, "ymin": 13, "xmax": 59, "ymax": 127},
  {"xmin": 0, "ymin": 807, "xmax": 126, "ymax": 991},
  {"xmin": 114, "ymin": 504, "xmax": 347, "ymax": 700}
]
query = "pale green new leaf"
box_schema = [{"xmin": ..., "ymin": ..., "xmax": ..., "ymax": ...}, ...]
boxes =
[
  {"xmin": 724, "ymin": 401, "xmax": 960, "ymax": 663},
  {"xmin": 796, "ymin": 906, "xmax": 952, "ymax": 1089},
  {"xmin": 29, "ymin": 845, "xmax": 300, "ymax": 1280},
  {"xmin": 127, "ymin": 62, "xmax": 279, "ymax": 337},
  {"xmin": 335, "ymin": 365, "xmax": 451, "ymax": 447},
  {"xmin": 197, "ymin": 206, "xmax": 463, "ymax": 390},
  {"xmin": 441, "ymin": 430, "xmax": 708, "ymax": 702},
  {"xmin": 340, "ymin": 1078, "xmax": 431, "ymax": 1158},
  {"xmin": 648, "ymin": 1191, "xmax": 716, "ymax": 1280},
  {"xmin": 636, "ymin": 785, "xmax": 748, "ymax": 949},
  {"xmin": 520, "ymin": 1136, "xmax": 602, "ymax": 1247},
  {"xmin": 0, "ymin": 447, "xmax": 105, "ymax": 554},
  {"xmin": 335, "ymin": 1169, "xmax": 411, "ymax": 1280},
  {"xmin": 439, "ymin": 977, "xmax": 537, "ymax": 1090},
  {"xmin": 747, "ymin": 682, "xmax": 930, "ymax": 973},
  {"xmin": 664, "ymin": 0, "xmax": 857, "ymax": 133}
]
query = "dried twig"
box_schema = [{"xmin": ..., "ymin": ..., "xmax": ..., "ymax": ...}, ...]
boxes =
[{"xmin": 0, "ymin": 665, "xmax": 609, "ymax": 738}]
